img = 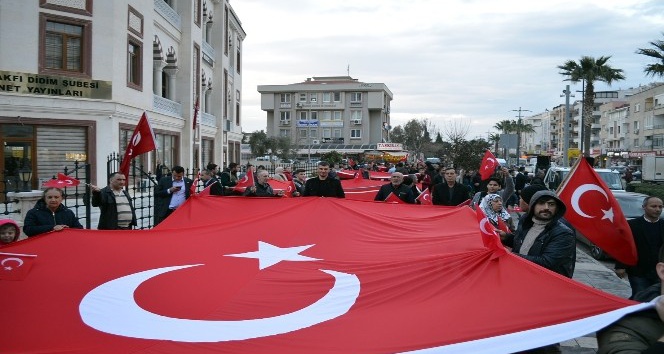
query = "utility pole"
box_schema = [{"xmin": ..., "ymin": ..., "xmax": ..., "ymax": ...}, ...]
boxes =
[
  {"xmin": 561, "ymin": 85, "xmax": 574, "ymax": 167},
  {"xmin": 576, "ymin": 79, "xmax": 586, "ymax": 155},
  {"xmin": 512, "ymin": 107, "xmax": 531, "ymax": 166}
]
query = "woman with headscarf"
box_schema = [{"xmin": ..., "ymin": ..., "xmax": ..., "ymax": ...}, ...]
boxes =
[{"xmin": 479, "ymin": 193, "xmax": 514, "ymax": 236}]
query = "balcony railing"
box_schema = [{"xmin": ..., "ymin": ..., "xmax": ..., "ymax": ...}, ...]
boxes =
[
  {"xmin": 153, "ymin": 95, "xmax": 182, "ymax": 118},
  {"xmin": 201, "ymin": 112, "xmax": 216, "ymax": 127},
  {"xmin": 202, "ymin": 41, "xmax": 215, "ymax": 65},
  {"xmin": 154, "ymin": 0, "xmax": 181, "ymax": 30}
]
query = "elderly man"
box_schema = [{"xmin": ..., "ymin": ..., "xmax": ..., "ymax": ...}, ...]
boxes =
[
  {"xmin": 304, "ymin": 161, "xmax": 345, "ymax": 198},
  {"xmin": 243, "ymin": 170, "xmax": 284, "ymax": 197},
  {"xmin": 374, "ymin": 172, "xmax": 415, "ymax": 204},
  {"xmin": 90, "ymin": 172, "xmax": 136, "ymax": 230}
]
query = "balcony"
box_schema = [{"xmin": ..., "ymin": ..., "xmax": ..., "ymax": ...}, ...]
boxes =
[
  {"xmin": 322, "ymin": 137, "xmax": 344, "ymax": 143},
  {"xmin": 153, "ymin": 95, "xmax": 182, "ymax": 118},
  {"xmin": 202, "ymin": 41, "xmax": 215, "ymax": 66},
  {"xmin": 201, "ymin": 112, "xmax": 216, "ymax": 127},
  {"xmin": 279, "ymin": 120, "xmax": 291, "ymax": 126},
  {"xmin": 154, "ymin": 0, "xmax": 181, "ymax": 30}
]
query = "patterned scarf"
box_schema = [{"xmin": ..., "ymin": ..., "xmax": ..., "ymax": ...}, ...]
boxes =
[{"xmin": 479, "ymin": 194, "xmax": 511, "ymax": 224}]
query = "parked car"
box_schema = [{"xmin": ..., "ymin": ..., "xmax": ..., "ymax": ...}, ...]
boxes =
[
  {"xmin": 575, "ymin": 190, "xmax": 656, "ymax": 260},
  {"xmin": 544, "ymin": 167, "xmax": 623, "ymax": 191}
]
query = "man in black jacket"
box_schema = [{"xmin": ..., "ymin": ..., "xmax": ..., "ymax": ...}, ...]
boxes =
[
  {"xmin": 615, "ymin": 196, "xmax": 664, "ymax": 299},
  {"xmin": 200, "ymin": 169, "xmax": 224, "ymax": 196},
  {"xmin": 598, "ymin": 246, "xmax": 664, "ymax": 353},
  {"xmin": 304, "ymin": 161, "xmax": 345, "ymax": 198},
  {"xmin": 503, "ymin": 190, "xmax": 576, "ymax": 278},
  {"xmin": 154, "ymin": 166, "xmax": 193, "ymax": 225},
  {"xmin": 431, "ymin": 167, "xmax": 470, "ymax": 206},
  {"xmin": 374, "ymin": 172, "xmax": 415, "ymax": 203},
  {"xmin": 90, "ymin": 172, "xmax": 136, "ymax": 230}
]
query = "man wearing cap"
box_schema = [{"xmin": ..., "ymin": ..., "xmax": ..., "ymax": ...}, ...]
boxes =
[{"xmin": 502, "ymin": 190, "xmax": 576, "ymax": 278}]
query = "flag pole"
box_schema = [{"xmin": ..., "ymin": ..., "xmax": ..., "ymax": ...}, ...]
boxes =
[{"xmin": 555, "ymin": 157, "xmax": 583, "ymax": 195}]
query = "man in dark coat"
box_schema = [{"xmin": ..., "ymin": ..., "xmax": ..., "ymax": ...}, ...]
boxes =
[
  {"xmin": 304, "ymin": 161, "xmax": 345, "ymax": 198},
  {"xmin": 154, "ymin": 165, "xmax": 193, "ymax": 225},
  {"xmin": 374, "ymin": 172, "xmax": 415, "ymax": 204},
  {"xmin": 503, "ymin": 190, "xmax": 576, "ymax": 278},
  {"xmin": 200, "ymin": 169, "xmax": 224, "ymax": 196},
  {"xmin": 615, "ymin": 196, "xmax": 664, "ymax": 299},
  {"xmin": 90, "ymin": 172, "xmax": 137, "ymax": 230},
  {"xmin": 431, "ymin": 167, "xmax": 470, "ymax": 206}
]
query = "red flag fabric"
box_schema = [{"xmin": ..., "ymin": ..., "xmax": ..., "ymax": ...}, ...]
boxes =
[
  {"xmin": 233, "ymin": 171, "xmax": 255, "ymax": 193},
  {"xmin": 0, "ymin": 252, "xmax": 37, "ymax": 281},
  {"xmin": 268, "ymin": 179, "xmax": 293, "ymax": 197},
  {"xmin": 416, "ymin": 188, "xmax": 433, "ymax": 205},
  {"xmin": 456, "ymin": 198, "xmax": 472, "ymax": 207},
  {"xmin": 42, "ymin": 173, "xmax": 80, "ymax": 188},
  {"xmin": 119, "ymin": 112, "xmax": 157, "ymax": 178},
  {"xmin": 348, "ymin": 158, "xmax": 356, "ymax": 168},
  {"xmin": 355, "ymin": 169, "xmax": 363, "ymax": 180},
  {"xmin": 383, "ymin": 192, "xmax": 406, "ymax": 204},
  {"xmin": 479, "ymin": 150, "xmax": 499, "ymax": 180},
  {"xmin": 496, "ymin": 217, "xmax": 510, "ymax": 233},
  {"xmin": 190, "ymin": 171, "xmax": 201, "ymax": 195},
  {"xmin": 557, "ymin": 158, "xmax": 637, "ymax": 265},
  {"xmin": 368, "ymin": 171, "xmax": 392, "ymax": 180},
  {"xmin": 197, "ymin": 184, "xmax": 212, "ymax": 197},
  {"xmin": 341, "ymin": 178, "xmax": 383, "ymax": 201},
  {"xmin": 0, "ymin": 197, "xmax": 649, "ymax": 353},
  {"xmin": 336, "ymin": 170, "xmax": 356, "ymax": 179},
  {"xmin": 192, "ymin": 96, "xmax": 200, "ymax": 130},
  {"xmin": 475, "ymin": 207, "xmax": 507, "ymax": 256}
]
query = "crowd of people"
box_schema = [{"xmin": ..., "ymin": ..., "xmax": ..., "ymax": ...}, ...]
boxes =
[{"xmin": 3, "ymin": 156, "xmax": 663, "ymax": 352}]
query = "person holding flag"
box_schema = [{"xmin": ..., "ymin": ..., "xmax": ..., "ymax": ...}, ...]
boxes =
[
  {"xmin": 479, "ymin": 194, "xmax": 513, "ymax": 234},
  {"xmin": 23, "ymin": 187, "xmax": 83, "ymax": 236},
  {"xmin": 200, "ymin": 169, "xmax": 224, "ymax": 196},
  {"xmin": 89, "ymin": 172, "xmax": 137, "ymax": 230},
  {"xmin": 374, "ymin": 172, "xmax": 414, "ymax": 204}
]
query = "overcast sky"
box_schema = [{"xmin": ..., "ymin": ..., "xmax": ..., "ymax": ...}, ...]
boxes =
[{"xmin": 230, "ymin": 0, "xmax": 664, "ymax": 140}]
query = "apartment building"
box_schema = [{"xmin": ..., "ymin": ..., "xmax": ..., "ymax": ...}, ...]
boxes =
[
  {"xmin": 257, "ymin": 76, "xmax": 393, "ymax": 154},
  {"xmin": 0, "ymin": 0, "xmax": 244, "ymax": 189}
]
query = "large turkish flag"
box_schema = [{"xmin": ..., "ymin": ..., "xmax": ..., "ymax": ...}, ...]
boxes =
[
  {"xmin": 0, "ymin": 197, "xmax": 650, "ymax": 353},
  {"xmin": 557, "ymin": 158, "xmax": 637, "ymax": 265}
]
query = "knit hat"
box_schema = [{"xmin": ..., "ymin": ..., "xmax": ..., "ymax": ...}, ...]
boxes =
[{"xmin": 520, "ymin": 184, "xmax": 547, "ymax": 204}]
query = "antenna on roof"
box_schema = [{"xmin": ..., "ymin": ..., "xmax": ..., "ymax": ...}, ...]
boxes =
[{"xmin": 347, "ymin": 64, "xmax": 350, "ymax": 76}]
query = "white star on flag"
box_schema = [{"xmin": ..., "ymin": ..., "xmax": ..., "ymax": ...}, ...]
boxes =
[
  {"xmin": 225, "ymin": 241, "xmax": 320, "ymax": 270},
  {"xmin": 601, "ymin": 207, "xmax": 614, "ymax": 222}
]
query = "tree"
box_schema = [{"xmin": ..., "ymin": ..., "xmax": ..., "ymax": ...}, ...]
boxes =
[
  {"xmin": 320, "ymin": 151, "xmax": 343, "ymax": 165},
  {"xmin": 637, "ymin": 33, "xmax": 664, "ymax": 78},
  {"xmin": 488, "ymin": 133, "xmax": 501, "ymax": 154},
  {"xmin": 558, "ymin": 56, "xmax": 625, "ymax": 156},
  {"xmin": 247, "ymin": 130, "xmax": 269, "ymax": 157},
  {"xmin": 493, "ymin": 120, "xmax": 512, "ymax": 134},
  {"xmin": 389, "ymin": 126, "xmax": 405, "ymax": 144}
]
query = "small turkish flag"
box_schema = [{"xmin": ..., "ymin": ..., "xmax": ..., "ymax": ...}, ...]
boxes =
[
  {"xmin": 416, "ymin": 188, "xmax": 433, "ymax": 205},
  {"xmin": 233, "ymin": 170, "xmax": 255, "ymax": 193},
  {"xmin": 479, "ymin": 150, "xmax": 499, "ymax": 180},
  {"xmin": 190, "ymin": 171, "xmax": 201, "ymax": 195},
  {"xmin": 496, "ymin": 217, "xmax": 510, "ymax": 233},
  {"xmin": 43, "ymin": 173, "xmax": 80, "ymax": 188},
  {"xmin": 558, "ymin": 158, "xmax": 636, "ymax": 265},
  {"xmin": 456, "ymin": 199, "xmax": 472, "ymax": 207},
  {"xmin": 475, "ymin": 207, "xmax": 507, "ymax": 257},
  {"xmin": 119, "ymin": 112, "xmax": 157, "ymax": 178},
  {"xmin": 384, "ymin": 192, "xmax": 406, "ymax": 204},
  {"xmin": 0, "ymin": 252, "xmax": 37, "ymax": 281}
]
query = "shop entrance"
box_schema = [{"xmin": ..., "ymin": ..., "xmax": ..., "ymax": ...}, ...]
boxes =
[{"xmin": 1, "ymin": 125, "xmax": 36, "ymax": 194}]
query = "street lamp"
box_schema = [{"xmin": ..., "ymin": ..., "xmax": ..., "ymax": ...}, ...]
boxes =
[
  {"xmin": 512, "ymin": 107, "xmax": 531, "ymax": 165},
  {"xmin": 19, "ymin": 167, "xmax": 32, "ymax": 192},
  {"xmin": 561, "ymin": 85, "xmax": 575, "ymax": 167}
]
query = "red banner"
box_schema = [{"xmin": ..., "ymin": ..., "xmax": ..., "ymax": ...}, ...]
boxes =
[{"xmin": 119, "ymin": 112, "xmax": 157, "ymax": 178}]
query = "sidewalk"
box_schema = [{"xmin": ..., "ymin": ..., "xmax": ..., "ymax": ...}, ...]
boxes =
[{"xmin": 560, "ymin": 248, "xmax": 632, "ymax": 353}]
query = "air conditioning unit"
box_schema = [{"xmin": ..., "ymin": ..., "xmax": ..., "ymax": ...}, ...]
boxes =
[
  {"xmin": 311, "ymin": 139, "xmax": 320, "ymax": 144},
  {"xmin": 634, "ymin": 129, "xmax": 639, "ymax": 134},
  {"xmin": 353, "ymin": 119, "xmax": 362, "ymax": 124}
]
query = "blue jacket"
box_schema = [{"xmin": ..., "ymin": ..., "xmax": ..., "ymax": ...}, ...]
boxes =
[{"xmin": 24, "ymin": 199, "xmax": 83, "ymax": 236}]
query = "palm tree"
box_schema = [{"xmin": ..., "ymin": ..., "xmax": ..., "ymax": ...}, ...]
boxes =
[
  {"xmin": 488, "ymin": 133, "xmax": 501, "ymax": 154},
  {"xmin": 493, "ymin": 120, "xmax": 512, "ymax": 134},
  {"xmin": 637, "ymin": 33, "xmax": 664, "ymax": 78},
  {"xmin": 558, "ymin": 56, "xmax": 625, "ymax": 156}
]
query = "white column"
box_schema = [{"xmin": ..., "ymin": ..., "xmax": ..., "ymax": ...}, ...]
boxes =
[{"xmin": 153, "ymin": 60, "xmax": 166, "ymax": 95}]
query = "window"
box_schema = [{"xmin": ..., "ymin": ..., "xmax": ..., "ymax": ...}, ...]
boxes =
[
  {"xmin": 150, "ymin": 132, "xmax": 179, "ymax": 168},
  {"xmin": 280, "ymin": 111, "xmax": 291, "ymax": 121},
  {"xmin": 299, "ymin": 129, "xmax": 307, "ymax": 138},
  {"xmin": 350, "ymin": 92, "xmax": 362, "ymax": 102},
  {"xmin": 333, "ymin": 92, "xmax": 341, "ymax": 102},
  {"xmin": 299, "ymin": 93, "xmax": 306, "ymax": 102},
  {"xmin": 299, "ymin": 111, "xmax": 308, "ymax": 120},
  {"xmin": 333, "ymin": 111, "xmax": 342, "ymax": 120},
  {"xmin": 351, "ymin": 129, "xmax": 361, "ymax": 138},
  {"xmin": 310, "ymin": 111, "xmax": 318, "ymax": 120},
  {"xmin": 236, "ymin": 41, "xmax": 241, "ymax": 74},
  {"xmin": 310, "ymin": 93, "xmax": 317, "ymax": 102},
  {"xmin": 323, "ymin": 129, "xmax": 331, "ymax": 138},
  {"xmin": 333, "ymin": 129, "xmax": 342, "ymax": 138},
  {"xmin": 40, "ymin": 14, "xmax": 92, "ymax": 77},
  {"xmin": 351, "ymin": 110, "xmax": 362, "ymax": 120},
  {"xmin": 280, "ymin": 93, "xmax": 291, "ymax": 103},
  {"xmin": 323, "ymin": 92, "xmax": 331, "ymax": 102},
  {"xmin": 322, "ymin": 111, "xmax": 331, "ymax": 120},
  {"xmin": 634, "ymin": 138, "xmax": 639, "ymax": 147},
  {"xmin": 279, "ymin": 129, "xmax": 290, "ymax": 137},
  {"xmin": 127, "ymin": 36, "xmax": 142, "ymax": 90},
  {"xmin": 194, "ymin": 0, "xmax": 201, "ymax": 27},
  {"xmin": 310, "ymin": 129, "xmax": 318, "ymax": 138},
  {"xmin": 634, "ymin": 103, "xmax": 641, "ymax": 112}
]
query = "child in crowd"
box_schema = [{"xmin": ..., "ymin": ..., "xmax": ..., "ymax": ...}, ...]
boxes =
[{"xmin": 0, "ymin": 219, "xmax": 20, "ymax": 244}]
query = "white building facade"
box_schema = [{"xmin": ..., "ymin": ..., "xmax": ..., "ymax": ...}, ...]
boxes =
[
  {"xmin": 258, "ymin": 76, "xmax": 393, "ymax": 155},
  {"xmin": 0, "ymin": 0, "xmax": 244, "ymax": 189}
]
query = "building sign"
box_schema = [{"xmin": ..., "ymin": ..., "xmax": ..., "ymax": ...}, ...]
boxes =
[
  {"xmin": 296, "ymin": 120, "xmax": 319, "ymax": 127},
  {"xmin": 319, "ymin": 121, "xmax": 344, "ymax": 127},
  {"xmin": 377, "ymin": 143, "xmax": 403, "ymax": 151},
  {"xmin": 0, "ymin": 71, "xmax": 112, "ymax": 99},
  {"xmin": 629, "ymin": 151, "xmax": 656, "ymax": 158}
]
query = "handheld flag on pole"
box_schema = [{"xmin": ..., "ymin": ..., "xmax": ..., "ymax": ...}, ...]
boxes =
[
  {"xmin": 43, "ymin": 173, "xmax": 80, "ymax": 188},
  {"xmin": 192, "ymin": 95, "xmax": 200, "ymax": 130},
  {"xmin": 479, "ymin": 150, "xmax": 500, "ymax": 180},
  {"xmin": 119, "ymin": 112, "xmax": 157, "ymax": 178}
]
